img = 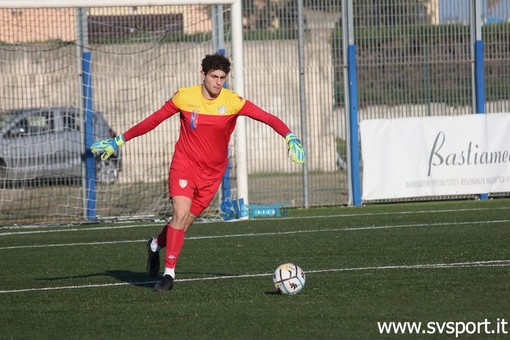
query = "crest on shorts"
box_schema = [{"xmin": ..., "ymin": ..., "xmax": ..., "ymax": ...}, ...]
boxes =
[{"xmin": 179, "ymin": 179, "xmax": 188, "ymax": 188}]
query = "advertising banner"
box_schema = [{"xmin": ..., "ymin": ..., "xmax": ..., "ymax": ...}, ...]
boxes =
[{"xmin": 360, "ymin": 113, "xmax": 510, "ymax": 200}]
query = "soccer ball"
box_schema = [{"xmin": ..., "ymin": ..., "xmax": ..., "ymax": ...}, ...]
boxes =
[{"xmin": 273, "ymin": 263, "xmax": 306, "ymax": 295}]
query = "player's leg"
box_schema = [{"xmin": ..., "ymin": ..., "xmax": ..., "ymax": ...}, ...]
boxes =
[
  {"xmin": 154, "ymin": 209, "xmax": 196, "ymax": 246},
  {"xmin": 153, "ymin": 174, "xmax": 222, "ymax": 292},
  {"xmin": 162, "ymin": 195, "xmax": 191, "ymax": 276},
  {"xmin": 153, "ymin": 168, "xmax": 197, "ymax": 292},
  {"xmin": 153, "ymin": 195, "xmax": 191, "ymax": 292},
  {"xmin": 158, "ymin": 206, "xmax": 198, "ymax": 276},
  {"xmin": 146, "ymin": 219, "xmax": 173, "ymax": 278},
  {"xmin": 148, "ymin": 169, "xmax": 193, "ymax": 279},
  {"xmin": 146, "ymin": 235, "xmax": 162, "ymax": 278},
  {"xmin": 183, "ymin": 213, "xmax": 197, "ymax": 232}
]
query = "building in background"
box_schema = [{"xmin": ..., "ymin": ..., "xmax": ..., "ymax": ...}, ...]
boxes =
[
  {"xmin": 0, "ymin": 6, "xmax": 210, "ymax": 44},
  {"xmin": 438, "ymin": 0, "xmax": 509, "ymax": 24}
]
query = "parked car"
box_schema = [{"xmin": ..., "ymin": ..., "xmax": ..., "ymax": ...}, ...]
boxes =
[{"xmin": 0, "ymin": 107, "xmax": 121, "ymax": 186}]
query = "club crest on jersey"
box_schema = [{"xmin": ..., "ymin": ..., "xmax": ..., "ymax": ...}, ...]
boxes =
[
  {"xmin": 218, "ymin": 106, "xmax": 226, "ymax": 115},
  {"xmin": 190, "ymin": 110, "xmax": 199, "ymax": 129},
  {"xmin": 179, "ymin": 179, "xmax": 188, "ymax": 188}
]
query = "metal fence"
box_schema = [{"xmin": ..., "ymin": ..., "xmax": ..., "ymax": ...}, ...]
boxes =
[{"xmin": 0, "ymin": 0, "xmax": 509, "ymax": 225}]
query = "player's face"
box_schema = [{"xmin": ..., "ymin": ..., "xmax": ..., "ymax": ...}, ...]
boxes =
[{"xmin": 201, "ymin": 70, "xmax": 227, "ymax": 99}]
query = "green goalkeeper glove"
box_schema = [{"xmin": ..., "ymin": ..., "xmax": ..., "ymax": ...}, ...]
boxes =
[
  {"xmin": 90, "ymin": 135, "xmax": 125, "ymax": 161},
  {"xmin": 285, "ymin": 132, "xmax": 305, "ymax": 165}
]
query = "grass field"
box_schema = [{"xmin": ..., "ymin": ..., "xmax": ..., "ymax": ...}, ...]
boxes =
[{"xmin": 1, "ymin": 198, "xmax": 510, "ymax": 339}]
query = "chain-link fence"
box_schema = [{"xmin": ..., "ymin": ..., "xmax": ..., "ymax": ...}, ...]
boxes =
[{"xmin": 0, "ymin": 0, "xmax": 509, "ymax": 225}]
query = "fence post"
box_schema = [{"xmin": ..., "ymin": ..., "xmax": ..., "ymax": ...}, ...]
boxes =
[
  {"xmin": 231, "ymin": 0, "xmax": 249, "ymax": 218},
  {"xmin": 342, "ymin": 0, "xmax": 361, "ymax": 206},
  {"xmin": 471, "ymin": 0, "xmax": 488, "ymax": 200},
  {"xmin": 297, "ymin": 0, "xmax": 310, "ymax": 208},
  {"xmin": 82, "ymin": 52, "xmax": 97, "ymax": 220},
  {"xmin": 77, "ymin": 8, "xmax": 97, "ymax": 220},
  {"xmin": 213, "ymin": 5, "xmax": 232, "ymax": 211}
]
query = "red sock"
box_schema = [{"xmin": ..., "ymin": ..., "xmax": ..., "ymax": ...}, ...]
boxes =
[
  {"xmin": 156, "ymin": 223, "xmax": 170, "ymax": 248},
  {"xmin": 165, "ymin": 226, "xmax": 185, "ymax": 269}
]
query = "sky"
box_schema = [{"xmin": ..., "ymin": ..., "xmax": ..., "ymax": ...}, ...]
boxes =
[{"xmin": 440, "ymin": 0, "xmax": 510, "ymax": 23}]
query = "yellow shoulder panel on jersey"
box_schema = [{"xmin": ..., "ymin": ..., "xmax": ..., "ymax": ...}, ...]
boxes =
[
  {"xmin": 215, "ymin": 88, "xmax": 246, "ymax": 115},
  {"xmin": 172, "ymin": 85, "xmax": 246, "ymax": 116}
]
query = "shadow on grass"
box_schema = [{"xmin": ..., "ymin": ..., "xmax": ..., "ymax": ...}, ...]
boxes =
[
  {"xmin": 35, "ymin": 270, "xmax": 155, "ymax": 288},
  {"xmin": 36, "ymin": 270, "xmax": 238, "ymax": 289}
]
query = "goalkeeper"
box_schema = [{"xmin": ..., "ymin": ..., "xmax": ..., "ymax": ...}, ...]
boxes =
[{"xmin": 91, "ymin": 53, "xmax": 305, "ymax": 292}]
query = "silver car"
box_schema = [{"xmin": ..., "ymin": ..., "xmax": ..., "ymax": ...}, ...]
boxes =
[{"xmin": 0, "ymin": 107, "xmax": 121, "ymax": 186}]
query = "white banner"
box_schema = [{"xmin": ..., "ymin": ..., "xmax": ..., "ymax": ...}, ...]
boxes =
[{"xmin": 360, "ymin": 113, "xmax": 510, "ymax": 200}]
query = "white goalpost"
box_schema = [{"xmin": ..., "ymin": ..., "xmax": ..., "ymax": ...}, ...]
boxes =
[{"xmin": 1, "ymin": 0, "xmax": 249, "ymax": 222}]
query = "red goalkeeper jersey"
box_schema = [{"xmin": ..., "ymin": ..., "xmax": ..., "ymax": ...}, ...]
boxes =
[{"xmin": 123, "ymin": 85, "xmax": 291, "ymax": 179}]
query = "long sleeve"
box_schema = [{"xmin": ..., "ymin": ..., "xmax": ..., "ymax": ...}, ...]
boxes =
[
  {"xmin": 123, "ymin": 100, "xmax": 179, "ymax": 142},
  {"xmin": 238, "ymin": 100, "xmax": 292, "ymax": 137}
]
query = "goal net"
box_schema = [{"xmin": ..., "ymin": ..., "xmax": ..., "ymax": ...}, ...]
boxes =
[{"xmin": 0, "ymin": 1, "xmax": 245, "ymax": 225}]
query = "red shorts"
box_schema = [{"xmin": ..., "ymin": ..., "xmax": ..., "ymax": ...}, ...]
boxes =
[{"xmin": 168, "ymin": 169, "xmax": 222, "ymax": 217}]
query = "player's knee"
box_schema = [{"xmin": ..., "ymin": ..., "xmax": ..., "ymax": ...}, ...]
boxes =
[
  {"xmin": 171, "ymin": 210, "xmax": 190, "ymax": 229},
  {"xmin": 183, "ymin": 214, "xmax": 197, "ymax": 232}
]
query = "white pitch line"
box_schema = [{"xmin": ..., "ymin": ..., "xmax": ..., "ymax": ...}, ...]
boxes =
[
  {"xmin": 1, "ymin": 259, "xmax": 509, "ymax": 294},
  {"xmin": 0, "ymin": 239, "xmax": 144, "ymax": 250},
  {"xmin": 0, "ymin": 223, "xmax": 157, "ymax": 236},
  {"xmin": 0, "ymin": 219, "xmax": 509, "ymax": 251},
  {"xmin": 1, "ymin": 219, "xmax": 509, "ymax": 251},
  {"xmin": 2, "ymin": 205, "xmax": 510, "ymax": 235}
]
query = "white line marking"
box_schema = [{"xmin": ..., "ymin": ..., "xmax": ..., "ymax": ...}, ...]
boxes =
[
  {"xmin": 1, "ymin": 259, "xmax": 509, "ymax": 294},
  {"xmin": 2, "ymin": 205, "xmax": 510, "ymax": 234},
  {"xmin": 1, "ymin": 219, "xmax": 508, "ymax": 250},
  {"xmin": 0, "ymin": 224, "xmax": 156, "ymax": 236}
]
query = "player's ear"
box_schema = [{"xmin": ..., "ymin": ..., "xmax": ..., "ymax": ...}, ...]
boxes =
[{"xmin": 201, "ymin": 71, "xmax": 205, "ymax": 81}]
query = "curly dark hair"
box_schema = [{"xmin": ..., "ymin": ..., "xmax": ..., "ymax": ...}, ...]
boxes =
[{"xmin": 201, "ymin": 54, "xmax": 231, "ymax": 75}]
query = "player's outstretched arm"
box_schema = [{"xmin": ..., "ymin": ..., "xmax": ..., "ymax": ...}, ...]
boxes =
[
  {"xmin": 90, "ymin": 135, "xmax": 125, "ymax": 160},
  {"xmin": 235, "ymin": 99, "xmax": 305, "ymax": 164},
  {"xmin": 285, "ymin": 132, "xmax": 305, "ymax": 165}
]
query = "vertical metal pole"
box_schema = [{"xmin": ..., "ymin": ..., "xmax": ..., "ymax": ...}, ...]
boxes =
[
  {"xmin": 471, "ymin": 0, "xmax": 488, "ymax": 200},
  {"xmin": 297, "ymin": 0, "xmax": 309, "ymax": 208},
  {"xmin": 213, "ymin": 5, "xmax": 232, "ymax": 209},
  {"xmin": 425, "ymin": 45, "xmax": 431, "ymax": 116},
  {"xmin": 231, "ymin": 0, "xmax": 249, "ymax": 218},
  {"xmin": 212, "ymin": 5, "xmax": 224, "ymax": 52},
  {"xmin": 77, "ymin": 8, "xmax": 97, "ymax": 219},
  {"xmin": 473, "ymin": 0, "xmax": 485, "ymax": 115},
  {"xmin": 342, "ymin": 0, "xmax": 361, "ymax": 206},
  {"xmin": 83, "ymin": 52, "xmax": 97, "ymax": 220},
  {"xmin": 341, "ymin": 0, "xmax": 352, "ymax": 205}
]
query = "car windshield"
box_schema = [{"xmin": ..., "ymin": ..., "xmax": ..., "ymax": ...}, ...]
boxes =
[{"xmin": 0, "ymin": 111, "xmax": 20, "ymax": 130}]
